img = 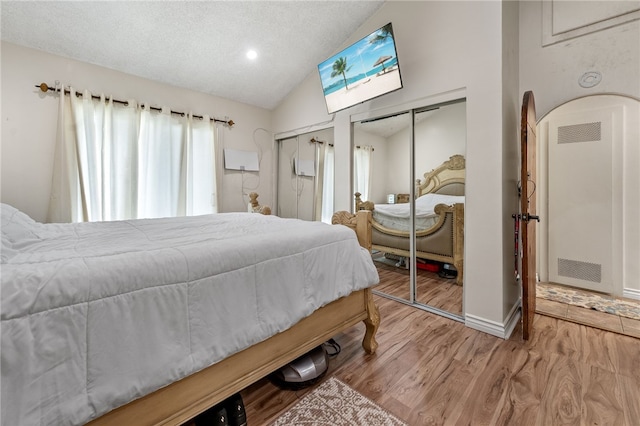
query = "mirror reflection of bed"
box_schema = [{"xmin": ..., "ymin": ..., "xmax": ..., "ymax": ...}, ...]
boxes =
[
  {"xmin": 357, "ymin": 155, "xmax": 465, "ymax": 316},
  {"xmin": 351, "ymin": 100, "xmax": 466, "ymax": 318}
]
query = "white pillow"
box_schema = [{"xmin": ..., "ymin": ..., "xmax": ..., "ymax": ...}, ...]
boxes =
[
  {"xmin": 415, "ymin": 193, "xmax": 465, "ymax": 209},
  {"xmin": 1, "ymin": 203, "xmax": 40, "ymax": 245}
]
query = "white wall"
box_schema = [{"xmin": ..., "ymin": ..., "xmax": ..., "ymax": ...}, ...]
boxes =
[
  {"xmin": 519, "ymin": 1, "xmax": 640, "ymax": 119},
  {"xmin": 501, "ymin": 0, "xmax": 521, "ymax": 331},
  {"xmin": 1, "ymin": 42, "xmax": 273, "ymax": 221},
  {"xmin": 383, "ymin": 102, "xmax": 467, "ymax": 196},
  {"xmin": 273, "ymin": 1, "xmax": 511, "ymax": 331}
]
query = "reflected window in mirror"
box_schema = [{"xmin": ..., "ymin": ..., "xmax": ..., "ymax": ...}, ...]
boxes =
[{"xmin": 276, "ymin": 129, "xmax": 334, "ymax": 222}]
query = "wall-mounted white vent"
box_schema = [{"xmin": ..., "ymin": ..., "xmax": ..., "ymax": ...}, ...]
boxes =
[
  {"xmin": 558, "ymin": 258, "xmax": 602, "ymax": 283},
  {"xmin": 557, "ymin": 122, "xmax": 601, "ymax": 144}
]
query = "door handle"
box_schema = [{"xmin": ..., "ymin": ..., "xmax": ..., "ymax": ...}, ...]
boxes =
[{"xmin": 522, "ymin": 213, "xmax": 540, "ymax": 222}]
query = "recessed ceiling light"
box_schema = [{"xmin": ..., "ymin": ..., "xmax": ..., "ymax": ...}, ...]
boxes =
[{"xmin": 246, "ymin": 50, "xmax": 257, "ymax": 60}]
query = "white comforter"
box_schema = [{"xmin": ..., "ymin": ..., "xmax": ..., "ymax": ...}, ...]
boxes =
[
  {"xmin": 1, "ymin": 204, "xmax": 379, "ymax": 426},
  {"xmin": 373, "ymin": 193, "xmax": 465, "ymax": 231}
]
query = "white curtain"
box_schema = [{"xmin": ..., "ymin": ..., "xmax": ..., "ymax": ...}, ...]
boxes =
[
  {"xmin": 48, "ymin": 87, "xmax": 217, "ymax": 222},
  {"xmin": 354, "ymin": 145, "xmax": 373, "ymax": 203},
  {"xmin": 48, "ymin": 84, "xmax": 80, "ymax": 222},
  {"xmin": 321, "ymin": 145, "xmax": 335, "ymax": 223}
]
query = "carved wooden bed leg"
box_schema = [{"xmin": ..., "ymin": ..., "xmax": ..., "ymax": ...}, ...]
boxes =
[
  {"xmin": 362, "ymin": 288, "xmax": 379, "ymax": 354},
  {"xmin": 453, "ymin": 259, "xmax": 464, "ymax": 285},
  {"xmin": 453, "ymin": 203, "xmax": 465, "ymax": 285}
]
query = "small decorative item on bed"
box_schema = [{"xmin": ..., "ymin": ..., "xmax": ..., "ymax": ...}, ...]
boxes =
[
  {"xmin": 334, "ymin": 155, "xmax": 465, "ymax": 285},
  {"xmin": 1, "ymin": 202, "xmax": 379, "ymax": 426}
]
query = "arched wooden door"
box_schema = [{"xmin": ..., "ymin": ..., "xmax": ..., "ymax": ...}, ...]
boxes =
[{"xmin": 521, "ymin": 91, "xmax": 538, "ymax": 340}]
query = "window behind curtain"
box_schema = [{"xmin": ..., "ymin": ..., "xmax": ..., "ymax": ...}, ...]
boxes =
[{"xmin": 48, "ymin": 87, "xmax": 218, "ymax": 223}]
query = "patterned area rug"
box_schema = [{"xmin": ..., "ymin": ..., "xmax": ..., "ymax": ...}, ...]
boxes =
[
  {"xmin": 537, "ymin": 283, "xmax": 640, "ymax": 320},
  {"xmin": 272, "ymin": 377, "xmax": 407, "ymax": 426}
]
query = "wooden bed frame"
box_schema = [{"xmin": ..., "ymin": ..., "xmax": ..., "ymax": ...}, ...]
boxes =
[
  {"xmin": 87, "ymin": 210, "xmax": 378, "ymax": 426},
  {"xmin": 337, "ymin": 155, "xmax": 465, "ymax": 285}
]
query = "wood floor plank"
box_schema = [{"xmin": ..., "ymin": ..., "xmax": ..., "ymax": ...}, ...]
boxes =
[
  {"xmin": 580, "ymin": 326, "xmax": 620, "ymax": 374},
  {"xmin": 525, "ymin": 314, "xmax": 582, "ymax": 361},
  {"xmin": 534, "ymin": 352, "xmax": 583, "ymax": 426},
  {"xmin": 404, "ymin": 358, "xmax": 476, "ymax": 425},
  {"xmin": 452, "ymin": 340, "xmax": 525, "ymax": 426},
  {"xmin": 453, "ymin": 326, "xmax": 501, "ymax": 370},
  {"xmin": 610, "ymin": 331, "xmax": 640, "ymax": 382},
  {"xmin": 618, "ymin": 373, "xmax": 640, "ymax": 426},
  {"xmin": 621, "ymin": 317, "xmax": 640, "ymax": 339},
  {"xmin": 492, "ymin": 349, "xmax": 545, "ymax": 426},
  {"xmin": 567, "ymin": 305, "xmax": 624, "ymax": 333},
  {"xmin": 581, "ymin": 365, "xmax": 625, "ymax": 426},
  {"xmin": 374, "ymin": 263, "xmax": 463, "ymax": 316}
]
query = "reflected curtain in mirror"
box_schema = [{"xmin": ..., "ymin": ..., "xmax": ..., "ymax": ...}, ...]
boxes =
[
  {"xmin": 319, "ymin": 144, "xmax": 335, "ymax": 223},
  {"xmin": 354, "ymin": 145, "xmax": 374, "ymax": 202}
]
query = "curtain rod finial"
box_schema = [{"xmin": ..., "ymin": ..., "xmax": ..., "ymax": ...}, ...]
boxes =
[
  {"xmin": 227, "ymin": 119, "xmax": 235, "ymax": 128},
  {"xmin": 38, "ymin": 83, "xmax": 49, "ymax": 92}
]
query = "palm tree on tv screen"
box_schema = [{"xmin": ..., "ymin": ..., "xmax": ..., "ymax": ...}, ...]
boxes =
[
  {"xmin": 331, "ymin": 57, "xmax": 352, "ymax": 90},
  {"xmin": 369, "ymin": 23, "xmax": 393, "ymax": 45}
]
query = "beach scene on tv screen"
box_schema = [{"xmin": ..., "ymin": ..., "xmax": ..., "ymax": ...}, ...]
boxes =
[{"xmin": 318, "ymin": 23, "xmax": 402, "ymax": 114}]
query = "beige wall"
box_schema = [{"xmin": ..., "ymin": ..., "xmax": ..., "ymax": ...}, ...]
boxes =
[{"xmin": 0, "ymin": 42, "xmax": 274, "ymax": 221}]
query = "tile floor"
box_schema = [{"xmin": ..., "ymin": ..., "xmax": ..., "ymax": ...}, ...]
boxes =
[{"xmin": 536, "ymin": 289, "xmax": 640, "ymax": 339}]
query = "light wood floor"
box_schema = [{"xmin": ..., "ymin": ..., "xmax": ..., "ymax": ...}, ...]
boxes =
[
  {"xmin": 242, "ymin": 295, "xmax": 640, "ymax": 425},
  {"xmin": 374, "ymin": 261, "xmax": 463, "ymax": 316}
]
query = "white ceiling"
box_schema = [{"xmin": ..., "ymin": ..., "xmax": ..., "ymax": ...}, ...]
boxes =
[{"xmin": 0, "ymin": 1, "xmax": 384, "ymax": 110}]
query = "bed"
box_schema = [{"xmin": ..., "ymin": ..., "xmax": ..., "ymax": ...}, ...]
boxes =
[
  {"xmin": 1, "ymin": 204, "xmax": 379, "ymax": 426},
  {"xmin": 335, "ymin": 155, "xmax": 464, "ymax": 285}
]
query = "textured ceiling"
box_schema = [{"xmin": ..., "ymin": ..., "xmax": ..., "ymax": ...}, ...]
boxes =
[{"xmin": 1, "ymin": 1, "xmax": 384, "ymax": 110}]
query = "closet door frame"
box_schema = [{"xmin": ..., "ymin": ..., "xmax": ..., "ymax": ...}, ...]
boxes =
[{"xmin": 351, "ymin": 93, "xmax": 466, "ymax": 322}]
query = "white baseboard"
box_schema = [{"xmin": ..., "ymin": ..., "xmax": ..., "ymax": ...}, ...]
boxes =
[
  {"xmin": 504, "ymin": 302, "xmax": 522, "ymax": 338},
  {"xmin": 465, "ymin": 302, "xmax": 521, "ymax": 339},
  {"xmin": 623, "ymin": 288, "xmax": 640, "ymax": 300}
]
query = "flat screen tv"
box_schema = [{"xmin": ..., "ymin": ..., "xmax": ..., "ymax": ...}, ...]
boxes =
[{"xmin": 317, "ymin": 23, "xmax": 402, "ymax": 114}]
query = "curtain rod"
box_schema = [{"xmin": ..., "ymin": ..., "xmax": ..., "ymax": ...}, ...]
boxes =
[
  {"xmin": 310, "ymin": 137, "xmax": 334, "ymax": 147},
  {"xmin": 36, "ymin": 82, "xmax": 234, "ymax": 128}
]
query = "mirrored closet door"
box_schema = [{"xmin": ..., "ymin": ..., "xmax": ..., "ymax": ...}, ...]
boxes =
[
  {"xmin": 353, "ymin": 100, "xmax": 466, "ymax": 320},
  {"xmin": 276, "ymin": 128, "xmax": 334, "ymax": 222},
  {"xmin": 354, "ymin": 113, "xmax": 412, "ymax": 302}
]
